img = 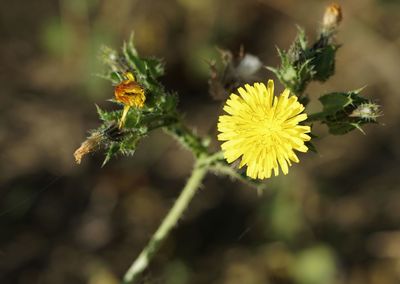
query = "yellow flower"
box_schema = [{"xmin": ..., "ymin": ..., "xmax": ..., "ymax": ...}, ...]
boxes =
[
  {"xmin": 114, "ymin": 72, "xmax": 146, "ymax": 128},
  {"xmin": 217, "ymin": 80, "xmax": 311, "ymax": 179}
]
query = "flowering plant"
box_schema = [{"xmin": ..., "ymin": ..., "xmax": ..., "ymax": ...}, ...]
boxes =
[{"xmin": 74, "ymin": 4, "xmax": 381, "ymax": 283}]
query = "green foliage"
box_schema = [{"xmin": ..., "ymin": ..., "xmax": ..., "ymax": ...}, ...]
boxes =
[
  {"xmin": 308, "ymin": 89, "xmax": 381, "ymax": 135},
  {"xmin": 82, "ymin": 35, "xmax": 212, "ymax": 165},
  {"xmin": 268, "ymin": 23, "xmax": 381, "ymax": 137},
  {"xmin": 80, "ymin": 13, "xmax": 382, "ymax": 167},
  {"xmin": 309, "ymin": 42, "xmax": 338, "ymax": 82},
  {"xmin": 268, "ymin": 28, "xmax": 339, "ymax": 96}
]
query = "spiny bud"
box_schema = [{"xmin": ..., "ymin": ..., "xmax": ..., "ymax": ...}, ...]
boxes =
[
  {"xmin": 349, "ymin": 102, "xmax": 382, "ymax": 121},
  {"xmin": 322, "ymin": 3, "xmax": 342, "ymax": 32}
]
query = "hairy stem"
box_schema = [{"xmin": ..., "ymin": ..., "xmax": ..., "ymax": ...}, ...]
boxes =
[
  {"xmin": 209, "ymin": 162, "xmax": 267, "ymax": 191},
  {"xmin": 122, "ymin": 156, "xmax": 209, "ymax": 283},
  {"xmin": 164, "ymin": 119, "xmax": 209, "ymax": 158}
]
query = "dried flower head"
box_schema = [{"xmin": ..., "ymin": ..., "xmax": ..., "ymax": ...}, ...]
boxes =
[
  {"xmin": 74, "ymin": 131, "xmax": 104, "ymax": 164},
  {"xmin": 217, "ymin": 80, "xmax": 311, "ymax": 179},
  {"xmin": 323, "ymin": 3, "xmax": 342, "ymax": 31}
]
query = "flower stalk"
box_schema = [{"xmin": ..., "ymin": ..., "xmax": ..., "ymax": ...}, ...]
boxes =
[{"xmin": 123, "ymin": 154, "xmax": 211, "ymax": 284}]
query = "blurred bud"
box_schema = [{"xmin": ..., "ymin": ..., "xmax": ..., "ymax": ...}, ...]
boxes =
[
  {"xmin": 236, "ymin": 54, "xmax": 263, "ymax": 80},
  {"xmin": 74, "ymin": 131, "xmax": 104, "ymax": 164},
  {"xmin": 208, "ymin": 47, "xmax": 263, "ymax": 100},
  {"xmin": 99, "ymin": 46, "xmax": 128, "ymax": 75},
  {"xmin": 100, "ymin": 46, "xmax": 118, "ymax": 63},
  {"xmin": 322, "ymin": 3, "xmax": 342, "ymax": 32}
]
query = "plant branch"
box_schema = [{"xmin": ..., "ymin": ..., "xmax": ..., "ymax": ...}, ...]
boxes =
[
  {"xmin": 209, "ymin": 161, "xmax": 267, "ymax": 190},
  {"xmin": 164, "ymin": 119, "xmax": 210, "ymax": 158}
]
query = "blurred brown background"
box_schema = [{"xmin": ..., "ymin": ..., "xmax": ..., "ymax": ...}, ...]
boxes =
[{"xmin": 1, "ymin": 0, "xmax": 400, "ymax": 283}]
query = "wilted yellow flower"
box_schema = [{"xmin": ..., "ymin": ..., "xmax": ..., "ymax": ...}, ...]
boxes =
[
  {"xmin": 217, "ymin": 80, "xmax": 311, "ymax": 179},
  {"xmin": 114, "ymin": 72, "xmax": 145, "ymax": 128}
]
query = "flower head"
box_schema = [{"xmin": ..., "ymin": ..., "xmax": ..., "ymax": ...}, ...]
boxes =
[
  {"xmin": 217, "ymin": 80, "xmax": 311, "ymax": 179},
  {"xmin": 114, "ymin": 72, "xmax": 145, "ymax": 128}
]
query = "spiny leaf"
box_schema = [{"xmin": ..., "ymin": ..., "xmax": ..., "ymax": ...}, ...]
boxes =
[
  {"xmin": 319, "ymin": 92, "xmax": 353, "ymax": 115},
  {"xmin": 95, "ymin": 105, "xmax": 120, "ymax": 122},
  {"xmin": 123, "ymin": 41, "xmax": 146, "ymax": 76},
  {"xmin": 102, "ymin": 142, "xmax": 120, "ymax": 167}
]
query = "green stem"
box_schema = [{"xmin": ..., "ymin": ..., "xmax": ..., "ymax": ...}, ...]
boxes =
[{"xmin": 122, "ymin": 156, "xmax": 209, "ymax": 284}]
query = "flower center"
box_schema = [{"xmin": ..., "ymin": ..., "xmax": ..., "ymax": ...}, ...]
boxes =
[{"xmin": 250, "ymin": 112, "xmax": 283, "ymax": 146}]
